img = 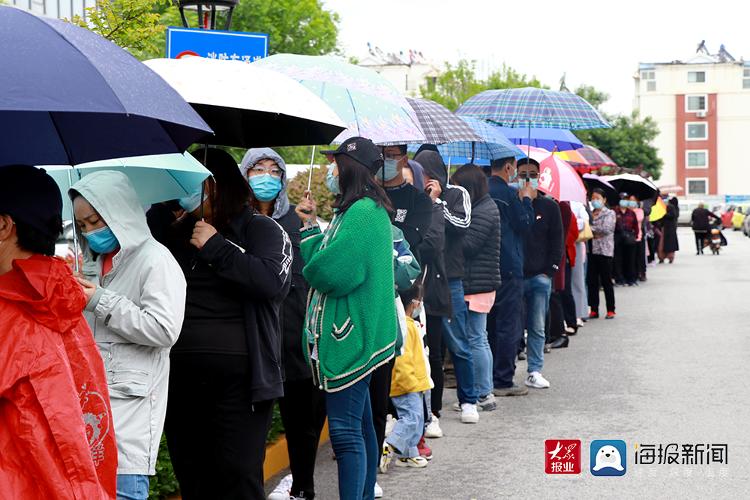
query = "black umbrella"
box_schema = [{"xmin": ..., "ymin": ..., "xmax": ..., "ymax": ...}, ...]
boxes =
[
  {"xmin": 602, "ymin": 173, "xmax": 658, "ymax": 201},
  {"xmin": 583, "ymin": 173, "xmax": 619, "ymax": 206}
]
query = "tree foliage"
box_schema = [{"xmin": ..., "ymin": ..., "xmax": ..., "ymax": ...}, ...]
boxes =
[
  {"xmin": 287, "ymin": 163, "xmax": 337, "ymax": 221},
  {"xmin": 420, "ymin": 59, "xmax": 547, "ymax": 111}
]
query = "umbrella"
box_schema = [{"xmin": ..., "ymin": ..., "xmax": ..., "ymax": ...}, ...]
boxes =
[
  {"xmin": 497, "ymin": 126, "xmax": 582, "ymax": 151},
  {"xmin": 144, "ymin": 57, "xmax": 346, "ymax": 148},
  {"xmin": 555, "ymin": 149, "xmax": 590, "ymax": 166},
  {"xmin": 518, "ymin": 146, "xmax": 586, "ymax": 203},
  {"xmin": 602, "ymin": 173, "xmax": 658, "ymax": 200},
  {"xmin": 253, "ymin": 54, "xmax": 425, "ymax": 145},
  {"xmin": 0, "ymin": 6, "xmax": 211, "ymax": 166},
  {"xmin": 582, "ymin": 173, "xmax": 618, "ymax": 205},
  {"xmin": 457, "ymin": 87, "xmax": 611, "ymax": 130},
  {"xmin": 576, "ymin": 144, "xmax": 617, "ymax": 168},
  {"xmin": 405, "ymin": 98, "xmax": 481, "ymax": 144},
  {"xmin": 409, "ymin": 116, "xmax": 525, "ymax": 165},
  {"xmin": 656, "ymin": 184, "xmax": 684, "ymax": 194},
  {"xmin": 41, "ymin": 153, "xmax": 211, "ymax": 215}
]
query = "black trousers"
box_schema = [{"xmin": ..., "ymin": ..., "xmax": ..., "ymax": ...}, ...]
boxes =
[
  {"xmin": 562, "ymin": 264, "xmax": 577, "ymax": 328},
  {"xmin": 694, "ymin": 230, "xmax": 707, "ymax": 253},
  {"xmin": 425, "ymin": 315, "xmax": 445, "ymax": 417},
  {"xmin": 547, "ymin": 291, "xmax": 565, "ymax": 343},
  {"xmin": 636, "ymin": 239, "xmax": 647, "ymax": 277},
  {"xmin": 369, "ymin": 358, "xmax": 395, "ymax": 451},
  {"xmin": 166, "ymin": 354, "xmax": 273, "ymax": 500},
  {"xmin": 278, "ymin": 378, "xmax": 327, "ymax": 499},
  {"xmin": 615, "ymin": 240, "xmax": 637, "ymax": 284},
  {"xmin": 587, "ymin": 254, "xmax": 616, "ymax": 314}
]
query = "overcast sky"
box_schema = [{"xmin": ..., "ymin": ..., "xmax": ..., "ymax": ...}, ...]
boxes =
[{"xmin": 324, "ymin": 0, "xmax": 750, "ymax": 115}]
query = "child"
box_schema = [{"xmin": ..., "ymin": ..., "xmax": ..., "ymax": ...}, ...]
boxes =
[{"xmin": 382, "ymin": 283, "xmax": 433, "ymax": 469}]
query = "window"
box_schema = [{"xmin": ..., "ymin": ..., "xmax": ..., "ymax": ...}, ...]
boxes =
[
  {"xmin": 686, "ymin": 122, "xmax": 708, "ymax": 140},
  {"xmin": 686, "ymin": 150, "xmax": 708, "ymax": 168},
  {"xmin": 687, "ymin": 178, "xmax": 708, "ymax": 195},
  {"xmin": 686, "ymin": 95, "xmax": 707, "ymax": 112},
  {"xmin": 647, "ymin": 81, "xmax": 656, "ymax": 92},
  {"xmin": 688, "ymin": 71, "xmax": 706, "ymax": 83},
  {"xmin": 744, "ymin": 68, "xmax": 750, "ymax": 89},
  {"xmin": 641, "ymin": 70, "xmax": 656, "ymax": 92}
]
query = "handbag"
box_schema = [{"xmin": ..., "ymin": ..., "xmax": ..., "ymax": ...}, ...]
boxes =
[
  {"xmin": 576, "ymin": 220, "xmax": 593, "ymax": 242},
  {"xmin": 620, "ymin": 229, "xmax": 637, "ymax": 246}
]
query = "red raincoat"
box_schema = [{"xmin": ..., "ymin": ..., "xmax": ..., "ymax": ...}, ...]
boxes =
[{"xmin": 0, "ymin": 255, "xmax": 117, "ymax": 499}]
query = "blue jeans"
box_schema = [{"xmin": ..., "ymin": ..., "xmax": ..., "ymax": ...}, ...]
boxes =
[
  {"xmin": 524, "ymin": 274, "xmax": 553, "ymax": 374},
  {"xmin": 442, "ymin": 279, "xmax": 477, "ymax": 404},
  {"xmin": 325, "ymin": 375, "xmax": 377, "ymax": 500},
  {"xmin": 488, "ymin": 277, "xmax": 524, "ymax": 388},
  {"xmin": 466, "ymin": 310, "xmax": 494, "ymax": 397},
  {"xmin": 116, "ymin": 474, "xmax": 149, "ymax": 500},
  {"xmin": 387, "ymin": 392, "xmax": 424, "ymax": 458}
]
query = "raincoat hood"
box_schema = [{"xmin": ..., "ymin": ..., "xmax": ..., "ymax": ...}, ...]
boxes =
[
  {"xmin": 413, "ymin": 150, "xmax": 448, "ymax": 189},
  {"xmin": 0, "ymin": 255, "xmax": 86, "ymax": 334},
  {"xmin": 70, "ymin": 171, "xmax": 150, "ymax": 256},
  {"xmin": 240, "ymin": 147, "xmax": 290, "ymax": 219}
]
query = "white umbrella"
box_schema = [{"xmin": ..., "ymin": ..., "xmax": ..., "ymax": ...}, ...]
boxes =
[{"xmin": 144, "ymin": 57, "xmax": 346, "ymax": 148}]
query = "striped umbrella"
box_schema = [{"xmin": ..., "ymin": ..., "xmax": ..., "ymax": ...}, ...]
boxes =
[
  {"xmin": 457, "ymin": 87, "xmax": 610, "ymax": 130},
  {"xmin": 576, "ymin": 144, "xmax": 617, "ymax": 167},
  {"xmin": 403, "ymin": 97, "xmax": 481, "ymax": 144}
]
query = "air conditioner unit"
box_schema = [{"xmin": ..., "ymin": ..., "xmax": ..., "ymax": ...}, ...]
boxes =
[{"xmin": 696, "ymin": 111, "xmax": 707, "ymax": 118}]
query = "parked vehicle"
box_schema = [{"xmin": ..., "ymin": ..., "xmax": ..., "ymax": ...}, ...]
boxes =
[{"xmin": 743, "ymin": 212, "xmax": 750, "ymax": 236}]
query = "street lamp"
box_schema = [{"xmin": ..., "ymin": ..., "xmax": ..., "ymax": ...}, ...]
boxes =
[{"xmin": 175, "ymin": 0, "xmax": 239, "ymax": 30}]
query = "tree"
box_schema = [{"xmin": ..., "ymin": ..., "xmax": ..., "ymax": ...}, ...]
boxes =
[
  {"xmin": 421, "ymin": 59, "xmax": 547, "ymax": 111},
  {"xmin": 287, "ymin": 163, "xmax": 337, "ymax": 221},
  {"xmin": 573, "ymin": 84, "xmax": 609, "ymax": 110}
]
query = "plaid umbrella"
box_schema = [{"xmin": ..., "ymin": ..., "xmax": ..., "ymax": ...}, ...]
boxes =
[
  {"xmin": 403, "ymin": 98, "xmax": 481, "ymax": 144},
  {"xmin": 457, "ymin": 87, "xmax": 610, "ymax": 130},
  {"xmin": 409, "ymin": 116, "xmax": 525, "ymax": 165},
  {"xmin": 576, "ymin": 144, "xmax": 617, "ymax": 167}
]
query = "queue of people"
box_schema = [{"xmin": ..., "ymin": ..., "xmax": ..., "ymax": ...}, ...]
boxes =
[{"xmin": 1, "ymin": 143, "xmax": 681, "ymax": 500}]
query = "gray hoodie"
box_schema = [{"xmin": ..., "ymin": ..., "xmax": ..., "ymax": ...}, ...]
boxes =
[
  {"xmin": 71, "ymin": 171, "xmax": 186, "ymax": 475},
  {"xmin": 240, "ymin": 147, "xmax": 290, "ymax": 219}
]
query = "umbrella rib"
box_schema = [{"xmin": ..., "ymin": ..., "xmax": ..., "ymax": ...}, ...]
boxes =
[
  {"xmin": 344, "ymin": 88, "xmax": 360, "ymax": 136},
  {"xmin": 48, "ymin": 112, "xmax": 75, "ymax": 166}
]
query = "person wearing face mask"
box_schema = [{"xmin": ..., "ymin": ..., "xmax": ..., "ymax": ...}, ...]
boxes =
[
  {"xmin": 239, "ymin": 148, "xmax": 327, "ymax": 500},
  {"xmin": 70, "ymin": 171, "xmax": 187, "ymax": 500},
  {"xmin": 486, "ymin": 155, "xmax": 534, "ymax": 397},
  {"xmin": 516, "ymin": 159, "xmax": 563, "ymax": 389},
  {"xmin": 628, "ymin": 195, "xmax": 647, "ymax": 282},
  {"xmin": 614, "ymin": 193, "xmax": 639, "ymax": 287},
  {"xmin": 587, "ymin": 188, "xmax": 617, "ymax": 319}
]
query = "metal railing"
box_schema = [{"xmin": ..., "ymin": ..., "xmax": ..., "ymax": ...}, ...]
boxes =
[{"xmin": 11, "ymin": 0, "xmax": 97, "ymax": 21}]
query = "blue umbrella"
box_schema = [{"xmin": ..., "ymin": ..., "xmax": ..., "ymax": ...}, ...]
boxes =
[
  {"xmin": 410, "ymin": 116, "xmax": 525, "ymax": 166},
  {"xmin": 496, "ymin": 127, "xmax": 582, "ymax": 151},
  {"xmin": 0, "ymin": 6, "xmax": 212, "ymax": 166}
]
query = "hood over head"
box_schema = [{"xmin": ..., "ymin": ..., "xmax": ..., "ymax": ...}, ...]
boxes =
[
  {"xmin": 413, "ymin": 150, "xmax": 447, "ymax": 188},
  {"xmin": 240, "ymin": 147, "xmax": 290, "ymax": 219},
  {"xmin": 407, "ymin": 159, "xmax": 426, "ymax": 191},
  {"xmin": 70, "ymin": 171, "xmax": 150, "ymax": 256},
  {"xmin": 0, "ymin": 255, "xmax": 87, "ymax": 333}
]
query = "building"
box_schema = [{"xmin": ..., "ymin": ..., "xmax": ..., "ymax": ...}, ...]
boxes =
[
  {"xmin": 8, "ymin": 0, "xmax": 95, "ymax": 20},
  {"xmin": 634, "ymin": 42, "xmax": 750, "ymax": 198},
  {"xmin": 357, "ymin": 44, "xmax": 440, "ymax": 98}
]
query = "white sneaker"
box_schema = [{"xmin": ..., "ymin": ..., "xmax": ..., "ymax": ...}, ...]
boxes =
[
  {"xmin": 267, "ymin": 474, "xmax": 293, "ymax": 500},
  {"xmin": 477, "ymin": 393, "xmax": 497, "ymax": 411},
  {"xmin": 379, "ymin": 443, "xmax": 394, "ymax": 473},
  {"xmin": 424, "ymin": 414, "xmax": 443, "ymax": 438},
  {"xmin": 452, "ymin": 402, "xmax": 462, "ymax": 412},
  {"xmin": 384, "ymin": 414, "xmax": 397, "ymax": 437},
  {"xmin": 576, "ymin": 318, "xmax": 585, "ymax": 328},
  {"xmin": 394, "ymin": 456, "xmax": 429, "ymax": 468},
  {"xmin": 525, "ymin": 371, "xmax": 551, "ymax": 389},
  {"xmin": 460, "ymin": 403, "xmax": 479, "ymax": 424},
  {"xmin": 374, "ymin": 482, "xmax": 383, "ymax": 498}
]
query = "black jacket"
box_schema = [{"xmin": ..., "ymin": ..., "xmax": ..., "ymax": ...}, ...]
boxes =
[
  {"xmin": 276, "ymin": 206, "xmax": 312, "ymax": 382},
  {"xmin": 421, "ymin": 201, "xmax": 452, "ymax": 317},
  {"xmin": 524, "ymin": 196, "xmax": 563, "ymax": 279},
  {"xmin": 691, "ymin": 207, "xmax": 720, "ymax": 232},
  {"xmin": 385, "ymin": 182, "xmax": 434, "ymax": 261},
  {"xmin": 414, "ymin": 150, "xmax": 472, "ymax": 280},
  {"xmin": 463, "ymin": 194, "xmax": 502, "ymax": 295},
  {"xmin": 168, "ymin": 209, "xmax": 292, "ymax": 403}
]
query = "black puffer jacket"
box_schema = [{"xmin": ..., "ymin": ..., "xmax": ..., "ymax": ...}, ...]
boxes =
[{"xmin": 462, "ymin": 194, "xmax": 501, "ymax": 295}]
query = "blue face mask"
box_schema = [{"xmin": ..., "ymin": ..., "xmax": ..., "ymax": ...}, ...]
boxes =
[
  {"xmin": 178, "ymin": 189, "xmax": 205, "ymax": 213},
  {"xmin": 629, "ymin": 200, "xmax": 639, "ymax": 208},
  {"xmin": 592, "ymin": 200, "xmax": 604, "ymax": 210},
  {"xmin": 326, "ymin": 164, "xmax": 340, "ymax": 195},
  {"xmin": 249, "ymin": 174, "xmax": 283, "ymax": 202},
  {"xmin": 619, "ymin": 200, "xmax": 629, "ymax": 208},
  {"xmin": 83, "ymin": 226, "xmax": 119, "ymax": 254},
  {"xmin": 529, "ymin": 178, "xmax": 539, "ymax": 190},
  {"xmin": 376, "ymin": 159, "xmax": 400, "ymax": 181}
]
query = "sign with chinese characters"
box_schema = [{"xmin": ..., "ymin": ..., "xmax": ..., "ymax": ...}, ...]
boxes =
[
  {"xmin": 634, "ymin": 443, "xmax": 728, "ymax": 465},
  {"xmin": 545, "ymin": 439, "xmax": 581, "ymax": 474},
  {"xmin": 166, "ymin": 27, "xmax": 269, "ymax": 62}
]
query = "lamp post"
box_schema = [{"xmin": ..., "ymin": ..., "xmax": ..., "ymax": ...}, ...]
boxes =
[{"xmin": 175, "ymin": 0, "xmax": 239, "ymax": 30}]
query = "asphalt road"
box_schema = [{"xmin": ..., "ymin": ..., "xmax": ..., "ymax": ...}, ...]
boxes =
[{"xmin": 267, "ymin": 228, "xmax": 750, "ymax": 499}]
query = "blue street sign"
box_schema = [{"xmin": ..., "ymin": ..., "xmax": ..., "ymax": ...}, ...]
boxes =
[
  {"xmin": 166, "ymin": 27, "xmax": 269, "ymax": 62},
  {"xmin": 725, "ymin": 194, "xmax": 750, "ymax": 203}
]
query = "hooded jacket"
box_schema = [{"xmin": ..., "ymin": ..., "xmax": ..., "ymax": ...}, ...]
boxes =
[
  {"xmin": 413, "ymin": 150, "xmax": 472, "ymax": 280},
  {"xmin": 71, "ymin": 171, "xmax": 187, "ymax": 475},
  {"xmin": 462, "ymin": 194, "xmax": 502, "ymax": 295},
  {"xmin": 0, "ymin": 255, "xmax": 117, "ymax": 499},
  {"xmin": 242, "ymin": 147, "xmax": 311, "ymax": 382}
]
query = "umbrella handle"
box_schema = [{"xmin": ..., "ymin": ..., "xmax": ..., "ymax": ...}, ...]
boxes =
[
  {"xmin": 200, "ymin": 144, "xmax": 208, "ymax": 221},
  {"xmin": 67, "ymin": 169, "xmax": 81, "ymax": 274},
  {"xmin": 300, "ymin": 145, "xmax": 317, "ymax": 214}
]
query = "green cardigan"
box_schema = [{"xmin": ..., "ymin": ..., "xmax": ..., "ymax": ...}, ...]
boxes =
[{"xmin": 301, "ymin": 197, "xmax": 397, "ymax": 392}]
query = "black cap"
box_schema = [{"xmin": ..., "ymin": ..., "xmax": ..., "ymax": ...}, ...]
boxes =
[
  {"xmin": 0, "ymin": 165, "xmax": 62, "ymax": 238},
  {"xmin": 332, "ymin": 137, "xmax": 384, "ymax": 175}
]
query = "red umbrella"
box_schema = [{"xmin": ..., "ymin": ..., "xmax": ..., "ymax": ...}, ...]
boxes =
[{"xmin": 576, "ymin": 144, "xmax": 617, "ymax": 168}]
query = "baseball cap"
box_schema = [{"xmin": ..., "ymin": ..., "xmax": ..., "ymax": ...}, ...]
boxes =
[{"xmin": 331, "ymin": 137, "xmax": 384, "ymax": 175}]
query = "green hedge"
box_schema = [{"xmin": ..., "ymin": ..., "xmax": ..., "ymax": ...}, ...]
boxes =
[{"xmin": 148, "ymin": 403, "xmax": 284, "ymax": 499}]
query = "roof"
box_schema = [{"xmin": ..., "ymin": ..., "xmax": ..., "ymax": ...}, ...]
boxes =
[{"xmin": 639, "ymin": 42, "xmax": 745, "ymax": 68}]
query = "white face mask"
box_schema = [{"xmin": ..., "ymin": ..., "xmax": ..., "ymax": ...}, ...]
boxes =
[{"xmin": 411, "ymin": 300, "xmax": 423, "ymax": 319}]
